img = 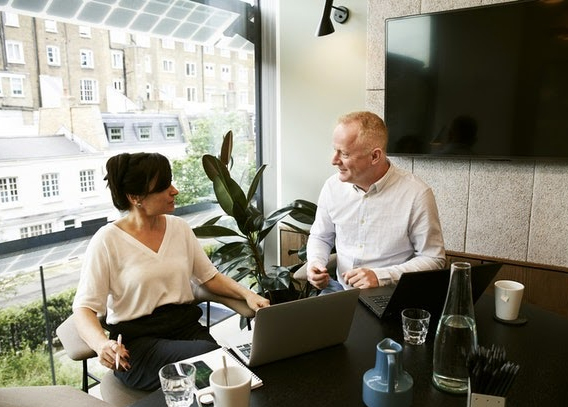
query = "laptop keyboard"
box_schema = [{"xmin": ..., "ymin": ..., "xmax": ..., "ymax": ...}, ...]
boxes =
[
  {"xmin": 370, "ymin": 294, "xmax": 390, "ymax": 315},
  {"xmin": 236, "ymin": 343, "xmax": 252, "ymax": 358}
]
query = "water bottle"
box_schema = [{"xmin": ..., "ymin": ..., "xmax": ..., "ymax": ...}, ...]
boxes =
[{"xmin": 432, "ymin": 262, "xmax": 478, "ymax": 394}]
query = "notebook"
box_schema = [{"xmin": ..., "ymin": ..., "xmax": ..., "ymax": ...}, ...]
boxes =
[
  {"xmin": 224, "ymin": 289, "xmax": 360, "ymax": 367},
  {"xmin": 183, "ymin": 347, "xmax": 262, "ymax": 398},
  {"xmin": 358, "ymin": 263, "xmax": 503, "ymax": 321}
]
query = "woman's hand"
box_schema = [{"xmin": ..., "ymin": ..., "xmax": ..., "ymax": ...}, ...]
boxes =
[
  {"xmin": 97, "ymin": 338, "xmax": 130, "ymax": 371},
  {"xmin": 245, "ymin": 292, "xmax": 270, "ymax": 312}
]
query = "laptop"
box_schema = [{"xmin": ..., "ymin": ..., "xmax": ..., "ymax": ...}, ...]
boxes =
[
  {"xmin": 225, "ymin": 289, "xmax": 360, "ymax": 367},
  {"xmin": 358, "ymin": 263, "xmax": 503, "ymax": 321}
]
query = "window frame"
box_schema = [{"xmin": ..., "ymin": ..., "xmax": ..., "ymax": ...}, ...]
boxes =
[
  {"xmin": 41, "ymin": 173, "xmax": 60, "ymax": 199},
  {"xmin": 6, "ymin": 40, "xmax": 25, "ymax": 64},
  {"xmin": 0, "ymin": 176, "xmax": 19, "ymax": 204},
  {"xmin": 46, "ymin": 45, "xmax": 61, "ymax": 66},
  {"xmin": 80, "ymin": 49, "xmax": 94, "ymax": 69},
  {"xmin": 79, "ymin": 78, "xmax": 99, "ymax": 103}
]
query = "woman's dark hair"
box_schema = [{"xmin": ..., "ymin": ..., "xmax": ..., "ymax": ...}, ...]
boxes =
[{"xmin": 104, "ymin": 152, "xmax": 172, "ymax": 211}]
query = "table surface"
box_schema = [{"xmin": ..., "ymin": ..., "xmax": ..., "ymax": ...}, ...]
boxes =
[{"xmin": 131, "ymin": 295, "xmax": 568, "ymax": 407}]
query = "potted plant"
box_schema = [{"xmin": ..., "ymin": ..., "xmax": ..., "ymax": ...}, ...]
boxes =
[{"xmin": 193, "ymin": 131, "xmax": 317, "ymax": 303}]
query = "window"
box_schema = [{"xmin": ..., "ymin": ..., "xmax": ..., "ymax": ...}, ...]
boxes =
[
  {"xmin": 137, "ymin": 126, "xmax": 152, "ymax": 140},
  {"xmin": 111, "ymin": 51, "xmax": 123, "ymax": 69},
  {"xmin": 45, "ymin": 20, "xmax": 57, "ymax": 33},
  {"xmin": 146, "ymin": 83, "xmax": 152, "ymax": 100},
  {"xmin": 10, "ymin": 77, "xmax": 24, "ymax": 96},
  {"xmin": 135, "ymin": 34, "xmax": 150, "ymax": 48},
  {"xmin": 164, "ymin": 125, "xmax": 177, "ymax": 139},
  {"xmin": 79, "ymin": 170, "xmax": 95, "ymax": 193},
  {"xmin": 79, "ymin": 26, "xmax": 91, "ymax": 37},
  {"xmin": 162, "ymin": 59, "xmax": 174, "ymax": 73},
  {"xmin": 79, "ymin": 79, "xmax": 98, "ymax": 102},
  {"xmin": 184, "ymin": 42, "xmax": 196, "ymax": 52},
  {"xmin": 204, "ymin": 63, "xmax": 215, "ymax": 77},
  {"xmin": 20, "ymin": 223, "xmax": 52, "ymax": 238},
  {"xmin": 110, "ymin": 30, "xmax": 126, "ymax": 44},
  {"xmin": 221, "ymin": 65, "xmax": 231, "ymax": 81},
  {"xmin": 0, "ymin": 177, "xmax": 19, "ymax": 203},
  {"xmin": 4, "ymin": 12, "xmax": 19, "ymax": 27},
  {"xmin": 113, "ymin": 79, "xmax": 124, "ymax": 93},
  {"xmin": 185, "ymin": 62, "xmax": 196, "ymax": 77},
  {"xmin": 108, "ymin": 127, "xmax": 124, "ymax": 142},
  {"xmin": 186, "ymin": 87, "xmax": 197, "ymax": 102},
  {"xmin": 0, "ymin": 5, "xmax": 260, "ymax": 262},
  {"xmin": 46, "ymin": 46, "xmax": 61, "ymax": 66},
  {"xmin": 238, "ymin": 67, "xmax": 248, "ymax": 83},
  {"xmin": 80, "ymin": 49, "xmax": 94, "ymax": 68},
  {"xmin": 162, "ymin": 38, "xmax": 175, "ymax": 49},
  {"xmin": 239, "ymin": 91, "xmax": 249, "ymax": 106},
  {"xmin": 145, "ymin": 55, "xmax": 152, "ymax": 73},
  {"xmin": 159, "ymin": 85, "xmax": 175, "ymax": 101},
  {"xmin": 64, "ymin": 219, "xmax": 76, "ymax": 229},
  {"xmin": 42, "ymin": 173, "xmax": 60, "ymax": 198},
  {"xmin": 6, "ymin": 41, "xmax": 24, "ymax": 64}
]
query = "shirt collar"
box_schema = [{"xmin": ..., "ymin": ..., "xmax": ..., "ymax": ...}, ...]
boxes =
[{"xmin": 352, "ymin": 159, "xmax": 394, "ymax": 195}]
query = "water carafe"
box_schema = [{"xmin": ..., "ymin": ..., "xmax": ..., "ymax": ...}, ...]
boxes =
[{"xmin": 432, "ymin": 262, "xmax": 477, "ymax": 394}]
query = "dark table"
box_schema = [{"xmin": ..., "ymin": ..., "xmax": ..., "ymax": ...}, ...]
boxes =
[{"xmin": 131, "ymin": 295, "xmax": 568, "ymax": 407}]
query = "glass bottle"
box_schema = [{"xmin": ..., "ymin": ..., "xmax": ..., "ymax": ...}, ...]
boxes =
[{"xmin": 432, "ymin": 262, "xmax": 478, "ymax": 394}]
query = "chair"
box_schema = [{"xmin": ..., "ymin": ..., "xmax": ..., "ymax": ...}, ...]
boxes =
[
  {"xmin": 56, "ymin": 283, "xmax": 255, "ymax": 407},
  {"xmin": 0, "ymin": 385, "xmax": 112, "ymax": 407}
]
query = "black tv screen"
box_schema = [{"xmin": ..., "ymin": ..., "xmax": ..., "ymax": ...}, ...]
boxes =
[{"xmin": 385, "ymin": 0, "xmax": 568, "ymax": 160}]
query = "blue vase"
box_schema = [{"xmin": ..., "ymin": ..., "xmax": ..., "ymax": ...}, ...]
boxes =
[{"xmin": 363, "ymin": 338, "xmax": 413, "ymax": 407}]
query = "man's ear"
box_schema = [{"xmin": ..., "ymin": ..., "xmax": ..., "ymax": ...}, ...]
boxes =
[{"xmin": 371, "ymin": 147, "xmax": 382, "ymax": 164}]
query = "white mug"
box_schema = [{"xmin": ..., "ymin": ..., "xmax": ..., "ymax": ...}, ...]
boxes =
[
  {"xmin": 494, "ymin": 280, "xmax": 524, "ymax": 320},
  {"xmin": 197, "ymin": 365, "xmax": 251, "ymax": 407}
]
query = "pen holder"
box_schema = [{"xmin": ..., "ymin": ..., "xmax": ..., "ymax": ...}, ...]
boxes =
[
  {"xmin": 467, "ymin": 379, "xmax": 506, "ymax": 407},
  {"xmin": 468, "ymin": 393, "xmax": 506, "ymax": 407}
]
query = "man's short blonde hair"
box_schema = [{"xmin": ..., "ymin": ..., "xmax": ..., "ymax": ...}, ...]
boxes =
[{"xmin": 338, "ymin": 111, "xmax": 388, "ymax": 151}]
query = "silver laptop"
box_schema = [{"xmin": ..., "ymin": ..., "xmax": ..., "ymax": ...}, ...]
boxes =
[{"xmin": 225, "ymin": 289, "xmax": 360, "ymax": 367}]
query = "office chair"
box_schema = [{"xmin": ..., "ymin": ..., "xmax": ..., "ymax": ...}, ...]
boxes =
[{"xmin": 56, "ymin": 283, "xmax": 256, "ymax": 407}]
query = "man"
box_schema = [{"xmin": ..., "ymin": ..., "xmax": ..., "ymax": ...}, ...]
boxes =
[{"xmin": 306, "ymin": 111, "xmax": 445, "ymax": 291}]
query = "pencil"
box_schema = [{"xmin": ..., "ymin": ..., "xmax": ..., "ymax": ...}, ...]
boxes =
[{"xmin": 115, "ymin": 334, "xmax": 122, "ymax": 370}]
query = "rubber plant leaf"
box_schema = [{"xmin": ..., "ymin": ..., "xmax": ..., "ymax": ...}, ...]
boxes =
[
  {"xmin": 246, "ymin": 164, "xmax": 267, "ymax": 204},
  {"xmin": 193, "ymin": 224, "xmax": 242, "ymax": 239},
  {"xmin": 219, "ymin": 130, "xmax": 233, "ymax": 167}
]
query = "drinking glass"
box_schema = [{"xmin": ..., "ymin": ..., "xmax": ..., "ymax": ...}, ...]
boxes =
[
  {"xmin": 159, "ymin": 362, "xmax": 196, "ymax": 407},
  {"xmin": 401, "ymin": 308, "xmax": 431, "ymax": 345}
]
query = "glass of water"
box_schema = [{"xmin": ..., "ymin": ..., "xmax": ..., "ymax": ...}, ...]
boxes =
[
  {"xmin": 159, "ymin": 362, "xmax": 196, "ymax": 407},
  {"xmin": 401, "ymin": 308, "xmax": 431, "ymax": 345}
]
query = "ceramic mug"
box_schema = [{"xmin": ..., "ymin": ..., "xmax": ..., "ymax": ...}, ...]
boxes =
[
  {"xmin": 494, "ymin": 280, "xmax": 524, "ymax": 320},
  {"xmin": 197, "ymin": 365, "xmax": 251, "ymax": 407}
]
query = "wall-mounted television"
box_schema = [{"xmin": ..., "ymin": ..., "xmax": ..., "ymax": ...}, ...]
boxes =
[{"xmin": 385, "ymin": 0, "xmax": 568, "ymax": 160}]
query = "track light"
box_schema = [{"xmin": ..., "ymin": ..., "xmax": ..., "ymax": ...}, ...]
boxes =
[{"xmin": 316, "ymin": 0, "xmax": 350, "ymax": 37}]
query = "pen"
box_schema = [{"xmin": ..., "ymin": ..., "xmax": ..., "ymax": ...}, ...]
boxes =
[{"xmin": 115, "ymin": 334, "xmax": 122, "ymax": 370}]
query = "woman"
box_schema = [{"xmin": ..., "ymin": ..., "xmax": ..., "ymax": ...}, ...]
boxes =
[{"xmin": 73, "ymin": 152, "xmax": 269, "ymax": 391}]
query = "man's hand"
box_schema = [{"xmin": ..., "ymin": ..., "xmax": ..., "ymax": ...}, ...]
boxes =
[
  {"xmin": 342, "ymin": 267, "xmax": 379, "ymax": 289},
  {"xmin": 307, "ymin": 264, "xmax": 330, "ymax": 290}
]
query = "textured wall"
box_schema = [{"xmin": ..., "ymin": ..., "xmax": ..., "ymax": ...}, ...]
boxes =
[{"xmin": 366, "ymin": 0, "xmax": 568, "ymax": 268}]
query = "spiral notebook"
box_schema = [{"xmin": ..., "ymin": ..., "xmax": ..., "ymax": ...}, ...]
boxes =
[{"xmin": 183, "ymin": 347, "xmax": 262, "ymax": 396}]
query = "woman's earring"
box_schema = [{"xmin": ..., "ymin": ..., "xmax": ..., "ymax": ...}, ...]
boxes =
[{"xmin": 136, "ymin": 202, "xmax": 142, "ymax": 208}]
